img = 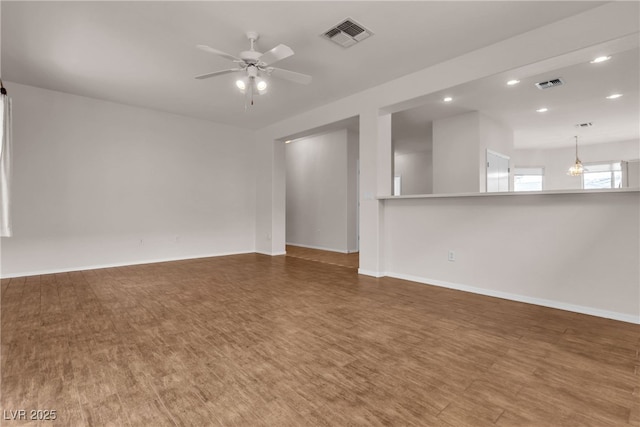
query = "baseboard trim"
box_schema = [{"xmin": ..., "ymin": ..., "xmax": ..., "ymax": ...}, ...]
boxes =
[
  {"xmin": 256, "ymin": 251, "xmax": 287, "ymax": 256},
  {"xmin": 8, "ymin": 256, "xmax": 634, "ymax": 324},
  {"xmin": 385, "ymin": 271, "xmax": 640, "ymax": 325},
  {"xmin": 358, "ymin": 268, "xmax": 385, "ymax": 278},
  {"xmin": 0, "ymin": 250, "xmax": 255, "ymax": 279},
  {"xmin": 286, "ymin": 243, "xmax": 351, "ymax": 254}
]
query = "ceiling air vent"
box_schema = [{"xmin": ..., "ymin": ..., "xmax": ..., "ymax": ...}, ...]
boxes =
[
  {"xmin": 322, "ymin": 18, "xmax": 373, "ymax": 48},
  {"xmin": 535, "ymin": 78, "xmax": 564, "ymax": 90}
]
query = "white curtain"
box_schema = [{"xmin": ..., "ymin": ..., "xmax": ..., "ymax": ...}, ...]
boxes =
[{"xmin": 0, "ymin": 93, "xmax": 12, "ymax": 237}]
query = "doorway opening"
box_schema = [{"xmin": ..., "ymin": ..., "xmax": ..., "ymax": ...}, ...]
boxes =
[
  {"xmin": 282, "ymin": 116, "xmax": 360, "ymax": 266},
  {"xmin": 486, "ymin": 149, "xmax": 510, "ymax": 192}
]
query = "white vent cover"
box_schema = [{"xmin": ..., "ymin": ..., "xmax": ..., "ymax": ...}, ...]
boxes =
[
  {"xmin": 535, "ymin": 78, "xmax": 564, "ymax": 90},
  {"xmin": 322, "ymin": 18, "xmax": 373, "ymax": 48}
]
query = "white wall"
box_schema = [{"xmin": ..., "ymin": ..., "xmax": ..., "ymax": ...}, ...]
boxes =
[
  {"xmin": 432, "ymin": 111, "xmax": 514, "ymax": 194},
  {"xmin": 394, "ymin": 150, "xmax": 432, "ymax": 195},
  {"xmin": 0, "ymin": 83, "xmax": 256, "ymax": 277},
  {"xmin": 254, "ymin": 3, "xmax": 640, "ymax": 321},
  {"xmin": 514, "ymin": 139, "xmax": 640, "ymax": 190},
  {"xmin": 392, "ymin": 119, "xmax": 433, "ymax": 196},
  {"xmin": 256, "ymin": 2, "xmax": 639, "ymax": 262},
  {"xmin": 628, "ymin": 160, "xmax": 640, "ymax": 188},
  {"xmin": 383, "ymin": 192, "xmax": 640, "ymax": 322},
  {"xmin": 285, "ymin": 129, "xmax": 358, "ymax": 253},
  {"xmin": 433, "ymin": 112, "xmax": 480, "ymax": 193}
]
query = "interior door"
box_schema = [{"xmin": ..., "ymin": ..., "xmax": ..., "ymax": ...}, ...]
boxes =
[{"xmin": 487, "ymin": 150, "xmax": 510, "ymax": 192}]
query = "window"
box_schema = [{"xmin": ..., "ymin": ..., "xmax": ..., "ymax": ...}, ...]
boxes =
[
  {"xmin": 514, "ymin": 167, "xmax": 544, "ymax": 192},
  {"xmin": 582, "ymin": 162, "xmax": 622, "ymax": 189}
]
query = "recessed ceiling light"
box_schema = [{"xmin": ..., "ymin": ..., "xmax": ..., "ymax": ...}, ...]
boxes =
[
  {"xmin": 590, "ymin": 55, "xmax": 611, "ymax": 64},
  {"xmin": 285, "ymin": 140, "xmax": 292, "ymax": 144},
  {"xmin": 507, "ymin": 79, "xmax": 520, "ymax": 86},
  {"xmin": 606, "ymin": 93, "xmax": 623, "ymax": 99},
  {"xmin": 443, "ymin": 97, "xmax": 453, "ymax": 102},
  {"xmin": 536, "ymin": 108, "xmax": 548, "ymax": 113}
]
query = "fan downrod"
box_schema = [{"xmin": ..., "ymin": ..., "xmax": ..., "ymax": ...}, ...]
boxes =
[{"xmin": 241, "ymin": 31, "xmax": 261, "ymax": 63}]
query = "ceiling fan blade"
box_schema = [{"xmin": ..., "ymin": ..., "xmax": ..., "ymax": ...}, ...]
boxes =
[
  {"xmin": 196, "ymin": 44, "xmax": 241, "ymax": 62},
  {"xmin": 270, "ymin": 67, "xmax": 312, "ymax": 85},
  {"xmin": 195, "ymin": 68, "xmax": 242, "ymax": 80},
  {"xmin": 259, "ymin": 44, "xmax": 294, "ymax": 66}
]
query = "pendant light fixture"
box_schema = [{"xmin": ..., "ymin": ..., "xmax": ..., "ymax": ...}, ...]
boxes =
[{"xmin": 567, "ymin": 135, "xmax": 584, "ymax": 176}]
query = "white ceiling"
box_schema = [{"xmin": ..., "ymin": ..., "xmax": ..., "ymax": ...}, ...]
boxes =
[
  {"xmin": 393, "ymin": 37, "xmax": 640, "ymax": 152},
  {"xmin": 2, "ymin": 1, "xmax": 605, "ymax": 130}
]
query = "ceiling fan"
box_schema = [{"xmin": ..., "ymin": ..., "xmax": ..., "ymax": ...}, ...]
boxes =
[{"xmin": 195, "ymin": 31, "xmax": 312, "ymax": 105}]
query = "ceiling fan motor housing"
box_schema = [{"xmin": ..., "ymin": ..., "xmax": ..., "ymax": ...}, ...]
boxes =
[{"xmin": 240, "ymin": 50, "xmax": 261, "ymax": 64}]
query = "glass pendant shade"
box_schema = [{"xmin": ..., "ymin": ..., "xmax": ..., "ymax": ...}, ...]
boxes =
[
  {"xmin": 567, "ymin": 136, "xmax": 584, "ymax": 176},
  {"xmin": 568, "ymin": 160, "xmax": 584, "ymax": 176}
]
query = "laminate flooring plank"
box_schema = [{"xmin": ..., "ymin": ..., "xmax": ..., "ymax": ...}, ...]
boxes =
[{"xmin": 1, "ymin": 252, "xmax": 638, "ymax": 426}]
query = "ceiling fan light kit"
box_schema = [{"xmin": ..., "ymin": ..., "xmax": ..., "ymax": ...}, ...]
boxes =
[{"xmin": 195, "ymin": 31, "xmax": 312, "ymax": 106}]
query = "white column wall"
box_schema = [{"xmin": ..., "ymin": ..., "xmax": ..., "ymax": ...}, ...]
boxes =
[
  {"xmin": 357, "ymin": 110, "xmax": 388, "ymax": 275},
  {"xmin": 254, "ymin": 137, "xmax": 286, "ymax": 256}
]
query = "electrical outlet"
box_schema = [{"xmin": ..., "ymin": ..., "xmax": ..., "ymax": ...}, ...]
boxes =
[{"xmin": 448, "ymin": 250, "xmax": 456, "ymax": 262}]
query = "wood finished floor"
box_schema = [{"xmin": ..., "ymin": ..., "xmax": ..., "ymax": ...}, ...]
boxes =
[
  {"xmin": 1, "ymin": 253, "xmax": 639, "ymax": 426},
  {"xmin": 285, "ymin": 245, "xmax": 359, "ymax": 269}
]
